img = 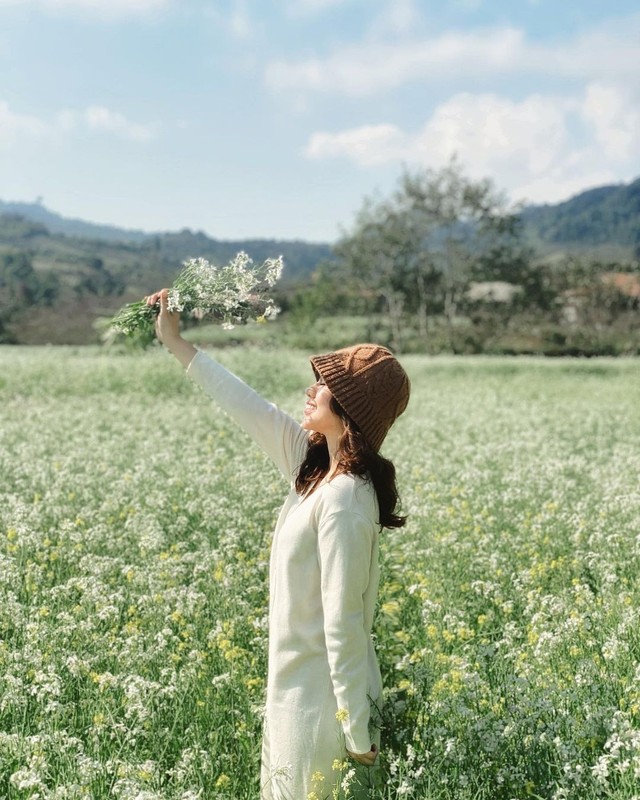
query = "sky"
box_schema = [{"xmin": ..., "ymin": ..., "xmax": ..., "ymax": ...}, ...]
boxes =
[{"xmin": 1, "ymin": 0, "xmax": 639, "ymax": 243}]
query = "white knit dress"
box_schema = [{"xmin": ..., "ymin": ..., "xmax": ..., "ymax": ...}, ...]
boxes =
[{"xmin": 187, "ymin": 351, "xmax": 383, "ymax": 800}]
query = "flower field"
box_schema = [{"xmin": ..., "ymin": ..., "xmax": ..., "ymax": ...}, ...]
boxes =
[{"xmin": 1, "ymin": 345, "xmax": 639, "ymax": 800}]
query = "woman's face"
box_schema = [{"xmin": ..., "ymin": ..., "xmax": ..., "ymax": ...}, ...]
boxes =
[{"xmin": 302, "ymin": 378, "xmax": 344, "ymax": 440}]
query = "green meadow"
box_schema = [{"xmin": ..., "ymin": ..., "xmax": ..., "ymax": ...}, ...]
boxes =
[{"xmin": 1, "ymin": 345, "xmax": 639, "ymax": 799}]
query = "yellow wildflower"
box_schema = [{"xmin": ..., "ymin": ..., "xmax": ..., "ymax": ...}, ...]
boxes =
[{"xmin": 381, "ymin": 599, "xmax": 401, "ymax": 617}]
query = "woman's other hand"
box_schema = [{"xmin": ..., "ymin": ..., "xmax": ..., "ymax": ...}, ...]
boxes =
[{"xmin": 347, "ymin": 744, "xmax": 379, "ymax": 766}]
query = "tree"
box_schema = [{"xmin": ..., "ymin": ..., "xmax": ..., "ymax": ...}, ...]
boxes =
[
  {"xmin": 332, "ymin": 159, "xmax": 532, "ymax": 350},
  {"xmin": 75, "ymin": 257, "xmax": 124, "ymax": 297},
  {"xmin": 0, "ymin": 252, "xmax": 39, "ymax": 307},
  {"xmin": 0, "ymin": 251, "xmax": 61, "ymax": 317},
  {"xmin": 333, "ymin": 197, "xmax": 419, "ymax": 350}
]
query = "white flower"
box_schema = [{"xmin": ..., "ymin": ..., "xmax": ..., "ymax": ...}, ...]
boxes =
[
  {"xmin": 109, "ymin": 251, "xmax": 283, "ymax": 338},
  {"xmin": 10, "ymin": 768, "xmax": 43, "ymax": 791}
]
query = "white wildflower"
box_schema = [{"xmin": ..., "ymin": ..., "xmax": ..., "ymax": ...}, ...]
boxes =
[
  {"xmin": 109, "ymin": 251, "xmax": 283, "ymax": 338},
  {"xmin": 341, "ymin": 767, "xmax": 356, "ymax": 792},
  {"xmin": 10, "ymin": 767, "xmax": 44, "ymax": 791}
]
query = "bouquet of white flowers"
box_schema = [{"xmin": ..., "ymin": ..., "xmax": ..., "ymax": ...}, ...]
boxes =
[{"xmin": 108, "ymin": 251, "xmax": 283, "ymax": 339}]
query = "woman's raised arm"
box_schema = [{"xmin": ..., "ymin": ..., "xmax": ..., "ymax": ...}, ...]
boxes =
[{"xmin": 146, "ymin": 289, "xmax": 308, "ymax": 480}]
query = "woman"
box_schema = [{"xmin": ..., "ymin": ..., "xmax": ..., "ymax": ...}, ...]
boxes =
[{"xmin": 147, "ymin": 290, "xmax": 410, "ymax": 799}]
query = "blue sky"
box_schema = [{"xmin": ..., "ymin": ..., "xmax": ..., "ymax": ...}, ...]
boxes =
[{"xmin": 1, "ymin": 0, "xmax": 639, "ymax": 242}]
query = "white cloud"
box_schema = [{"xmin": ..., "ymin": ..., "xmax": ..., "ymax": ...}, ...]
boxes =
[
  {"xmin": 0, "ymin": 100, "xmax": 157, "ymax": 147},
  {"xmin": 228, "ymin": 0, "xmax": 253, "ymax": 39},
  {"xmin": 0, "ymin": 0, "xmax": 170, "ymax": 17},
  {"xmin": 413, "ymin": 93, "xmax": 572, "ymax": 178},
  {"xmin": 0, "ymin": 101, "xmax": 48, "ymax": 145},
  {"xmin": 306, "ymin": 123, "xmax": 405, "ymax": 166},
  {"xmin": 266, "ymin": 27, "xmax": 525, "ymax": 95},
  {"xmin": 286, "ymin": 0, "xmax": 421, "ymax": 29},
  {"xmin": 539, "ymin": 16, "xmax": 640, "ymax": 83},
  {"xmin": 82, "ymin": 105, "xmax": 157, "ymax": 140},
  {"xmin": 201, "ymin": 0, "xmax": 257, "ymax": 41},
  {"xmin": 266, "ymin": 13, "xmax": 640, "ymax": 96},
  {"xmin": 58, "ymin": 105, "xmax": 157, "ymax": 140},
  {"xmin": 286, "ymin": 0, "xmax": 352, "ymax": 15},
  {"xmin": 305, "ymin": 93, "xmax": 571, "ymax": 177},
  {"xmin": 367, "ymin": 0, "xmax": 423, "ymax": 37},
  {"xmin": 304, "ymin": 88, "xmax": 640, "ymax": 205},
  {"xmin": 288, "ymin": 10, "xmax": 640, "ymax": 205},
  {"xmin": 581, "ymin": 82, "xmax": 640, "ymax": 163}
]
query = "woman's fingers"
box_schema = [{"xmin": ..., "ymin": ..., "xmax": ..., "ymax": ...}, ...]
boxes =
[
  {"xmin": 352, "ymin": 753, "xmax": 375, "ymax": 765},
  {"xmin": 145, "ymin": 289, "xmax": 168, "ymax": 307},
  {"xmin": 347, "ymin": 746, "xmax": 379, "ymax": 766},
  {"xmin": 154, "ymin": 289, "xmax": 181, "ymax": 343},
  {"xmin": 158, "ymin": 289, "xmax": 173, "ymax": 319}
]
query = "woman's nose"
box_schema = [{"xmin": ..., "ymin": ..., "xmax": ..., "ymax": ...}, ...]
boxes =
[{"xmin": 306, "ymin": 384, "xmax": 316, "ymax": 398}]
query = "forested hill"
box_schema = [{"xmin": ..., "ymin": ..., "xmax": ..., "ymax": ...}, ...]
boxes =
[
  {"xmin": 521, "ymin": 177, "xmax": 640, "ymax": 251},
  {"xmin": 0, "ymin": 206, "xmax": 334, "ymax": 285},
  {"xmin": 0, "ymin": 210, "xmax": 333, "ymax": 343}
]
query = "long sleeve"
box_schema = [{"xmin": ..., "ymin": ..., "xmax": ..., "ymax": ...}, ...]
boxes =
[
  {"xmin": 186, "ymin": 350, "xmax": 308, "ymax": 480},
  {"xmin": 316, "ymin": 509, "xmax": 376, "ymax": 754}
]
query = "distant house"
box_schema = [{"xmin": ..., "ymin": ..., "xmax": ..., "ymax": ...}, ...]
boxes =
[
  {"xmin": 466, "ymin": 281, "xmax": 523, "ymax": 303},
  {"xmin": 560, "ymin": 271, "xmax": 640, "ymax": 324},
  {"xmin": 600, "ymin": 272, "xmax": 640, "ymax": 300}
]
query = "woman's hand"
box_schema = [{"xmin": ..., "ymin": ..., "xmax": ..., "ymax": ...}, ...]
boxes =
[
  {"xmin": 145, "ymin": 289, "xmax": 197, "ymax": 368},
  {"xmin": 347, "ymin": 744, "xmax": 379, "ymax": 766},
  {"xmin": 146, "ymin": 289, "xmax": 180, "ymax": 345}
]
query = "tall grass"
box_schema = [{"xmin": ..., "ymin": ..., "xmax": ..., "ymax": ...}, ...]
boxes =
[{"xmin": 1, "ymin": 346, "xmax": 639, "ymax": 799}]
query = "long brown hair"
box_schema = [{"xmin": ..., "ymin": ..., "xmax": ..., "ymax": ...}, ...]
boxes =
[{"xmin": 295, "ymin": 397, "xmax": 406, "ymax": 529}]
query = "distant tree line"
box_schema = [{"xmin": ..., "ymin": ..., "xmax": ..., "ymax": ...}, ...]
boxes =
[
  {"xmin": 281, "ymin": 161, "xmax": 640, "ymax": 356},
  {"xmin": 1, "ymin": 168, "xmax": 639, "ymax": 352},
  {"xmin": 0, "ymin": 250, "xmax": 124, "ymax": 343},
  {"xmin": 0, "ymin": 253, "xmax": 57, "ymax": 342}
]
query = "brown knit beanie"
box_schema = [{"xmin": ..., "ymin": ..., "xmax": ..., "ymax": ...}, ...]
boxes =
[{"xmin": 309, "ymin": 343, "xmax": 410, "ymax": 451}]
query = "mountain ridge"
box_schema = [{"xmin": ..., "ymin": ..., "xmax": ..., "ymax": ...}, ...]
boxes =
[
  {"xmin": 3, "ymin": 174, "xmax": 640, "ymax": 253},
  {"xmin": 0, "ymin": 204, "xmax": 334, "ymax": 287},
  {"xmin": 0, "ymin": 200, "xmax": 150, "ymax": 244},
  {"xmin": 520, "ymin": 177, "xmax": 640, "ymax": 251},
  {"xmin": 0, "ymin": 199, "xmax": 333, "ymax": 248}
]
